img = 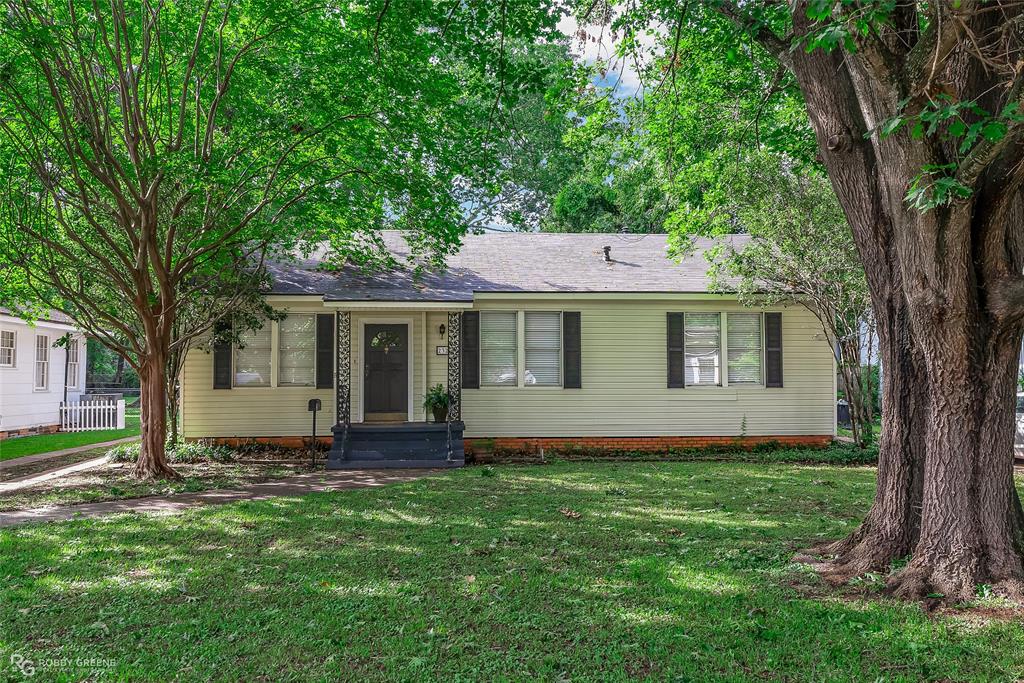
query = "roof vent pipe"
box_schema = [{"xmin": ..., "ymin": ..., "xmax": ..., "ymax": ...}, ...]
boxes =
[{"xmin": 603, "ymin": 245, "xmax": 611, "ymax": 262}]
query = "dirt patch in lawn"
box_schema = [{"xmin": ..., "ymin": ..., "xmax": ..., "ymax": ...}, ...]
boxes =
[
  {"xmin": 0, "ymin": 459, "xmax": 316, "ymax": 512},
  {"xmin": 0, "ymin": 447, "xmax": 113, "ymax": 483}
]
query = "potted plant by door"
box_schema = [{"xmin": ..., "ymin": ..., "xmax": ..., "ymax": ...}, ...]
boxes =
[{"xmin": 423, "ymin": 384, "xmax": 451, "ymax": 424}]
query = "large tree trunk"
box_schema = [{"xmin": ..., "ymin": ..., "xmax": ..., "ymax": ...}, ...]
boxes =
[
  {"xmin": 818, "ymin": 297, "xmax": 929, "ymax": 576},
  {"xmin": 135, "ymin": 353, "xmax": 178, "ymax": 480},
  {"xmin": 783, "ymin": 10, "xmax": 1024, "ymax": 600},
  {"xmin": 888, "ymin": 310, "xmax": 1024, "ymax": 601}
]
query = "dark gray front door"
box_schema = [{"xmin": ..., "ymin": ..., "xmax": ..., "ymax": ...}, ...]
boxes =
[{"xmin": 364, "ymin": 324, "xmax": 408, "ymax": 419}]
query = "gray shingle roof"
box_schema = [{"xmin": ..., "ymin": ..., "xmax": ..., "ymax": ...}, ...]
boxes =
[
  {"xmin": 0, "ymin": 307, "xmax": 77, "ymax": 325},
  {"xmin": 268, "ymin": 231, "xmax": 748, "ymax": 301}
]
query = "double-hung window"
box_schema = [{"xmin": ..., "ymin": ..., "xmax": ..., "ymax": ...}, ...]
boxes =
[
  {"xmin": 67, "ymin": 339, "xmax": 80, "ymax": 388},
  {"xmin": 34, "ymin": 334, "xmax": 49, "ymax": 390},
  {"xmin": 234, "ymin": 324, "xmax": 271, "ymax": 387},
  {"xmin": 278, "ymin": 315, "xmax": 315, "ymax": 386},
  {"xmin": 0, "ymin": 330, "xmax": 15, "ymax": 367},
  {"xmin": 727, "ymin": 313, "xmax": 763, "ymax": 385},
  {"xmin": 524, "ymin": 312, "xmax": 561, "ymax": 386},
  {"xmin": 480, "ymin": 312, "xmax": 517, "ymax": 386},
  {"xmin": 684, "ymin": 313, "xmax": 721, "ymax": 386}
]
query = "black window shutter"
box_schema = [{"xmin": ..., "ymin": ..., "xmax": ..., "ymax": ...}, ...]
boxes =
[
  {"xmin": 563, "ymin": 312, "xmax": 582, "ymax": 389},
  {"xmin": 212, "ymin": 320, "xmax": 232, "ymax": 390},
  {"xmin": 765, "ymin": 312, "xmax": 783, "ymax": 388},
  {"xmin": 315, "ymin": 313, "xmax": 335, "ymax": 389},
  {"xmin": 461, "ymin": 311, "xmax": 480, "ymax": 389},
  {"xmin": 667, "ymin": 313, "xmax": 685, "ymax": 388}
]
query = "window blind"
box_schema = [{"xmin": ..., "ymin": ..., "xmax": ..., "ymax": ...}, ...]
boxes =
[
  {"xmin": 234, "ymin": 324, "xmax": 271, "ymax": 387},
  {"xmin": 480, "ymin": 312, "xmax": 517, "ymax": 386},
  {"xmin": 279, "ymin": 315, "xmax": 315, "ymax": 386},
  {"xmin": 684, "ymin": 313, "xmax": 720, "ymax": 386},
  {"xmin": 525, "ymin": 312, "xmax": 561, "ymax": 386},
  {"xmin": 727, "ymin": 313, "xmax": 763, "ymax": 385}
]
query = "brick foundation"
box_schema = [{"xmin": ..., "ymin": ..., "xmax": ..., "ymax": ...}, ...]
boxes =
[
  {"xmin": 466, "ymin": 434, "xmax": 833, "ymax": 455},
  {"xmin": 193, "ymin": 433, "xmax": 833, "ymax": 454},
  {"xmin": 0, "ymin": 424, "xmax": 60, "ymax": 441}
]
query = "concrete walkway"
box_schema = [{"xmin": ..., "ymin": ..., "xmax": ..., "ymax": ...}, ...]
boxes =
[
  {"xmin": 0, "ymin": 435, "xmax": 139, "ymax": 471},
  {"xmin": 0, "ymin": 455, "xmax": 110, "ymax": 492},
  {"xmin": 0, "ymin": 468, "xmax": 439, "ymax": 528}
]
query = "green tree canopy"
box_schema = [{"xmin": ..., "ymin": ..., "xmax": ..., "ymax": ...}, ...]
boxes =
[{"xmin": 0, "ymin": 0, "xmax": 561, "ymax": 476}]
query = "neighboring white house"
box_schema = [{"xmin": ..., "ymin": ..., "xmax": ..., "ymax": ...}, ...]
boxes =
[{"xmin": 0, "ymin": 309, "xmax": 88, "ymax": 438}]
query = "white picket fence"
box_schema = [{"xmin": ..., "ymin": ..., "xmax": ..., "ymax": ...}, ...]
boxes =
[{"xmin": 60, "ymin": 399, "xmax": 126, "ymax": 432}]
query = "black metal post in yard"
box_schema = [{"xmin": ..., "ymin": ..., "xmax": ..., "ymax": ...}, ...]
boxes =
[{"xmin": 308, "ymin": 398, "xmax": 322, "ymax": 468}]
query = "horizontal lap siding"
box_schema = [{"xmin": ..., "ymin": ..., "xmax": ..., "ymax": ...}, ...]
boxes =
[
  {"xmin": 426, "ymin": 312, "xmax": 449, "ymax": 390},
  {"xmin": 181, "ymin": 305, "xmax": 426, "ymax": 438},
  {"xmin": 181, "ymin": 298, "xmax": 835, "ymax": 440},
  {"xmin": 460, "ymin": 299, "xmax": 834, "ymax": 438},
  {"xmin": 0, "ymin": 323, "xmax": 85, "ymax": 432}
]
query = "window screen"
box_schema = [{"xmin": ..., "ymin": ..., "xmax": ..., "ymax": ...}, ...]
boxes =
[
  {"xmin": 0, "ymin": 330, "xmax": 14, "ymax": 367},
  {"xmin": 34, "ymin": 334, "xmax": 49, "ymax": 390},
  {"xmin": 684, "ymin": 313, "xmax": 720, "ymax": 386},
  {"xmin": 727, "ymin": 314, "xmax": 763, "ymax": 385},
  {"xmin": 67, "ymin": 339, "xmax": 80, "ymax": 388},
  {"xmin": 480, "ymin": 312, "xmax": 517, "ymax": 386},
  {"xmin": 524, "ymin": 312, "xmax": 561, "ymax": 386},
  {"xmin": 234, "ymin": 324, "xmax": 271, "ymax": 387},
  {"xmin": 279, "ymin": 315, "xmax": 315, "ymax": 386}
]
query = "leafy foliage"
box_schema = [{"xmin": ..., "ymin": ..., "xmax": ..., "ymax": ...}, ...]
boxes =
[
  {"xmin": 0, "ymin": 0, "xmax": 561, "ymax": 473},
  {"xmin": 107, "ymin": 440, "xmax": 235, "ymax": 464}
]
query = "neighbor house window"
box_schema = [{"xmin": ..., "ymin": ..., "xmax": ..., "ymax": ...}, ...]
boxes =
[
  {"xmin": 0, "ymin": 330, "xmax": 14, "ymax": 367},
  {"xmin": 524, "ymin": 311, "xmax": 561, "ymax": 386},
  {"xmin": 234, "ymin": 324, "xmax": 271, "ymax": 387},
  {"xmin": 34, "ymin": 334, "xmax": 49, "ymax": 390},
  {"xmin": 66, "ymin": 338, "xmax": 80, "ymax": 388},
  {"xmin": 684, "ymin": 313, "xmax": 721, "ymax": 386},
  {"xmin": 480, "ymin": 311, "xmax": 517, "ymax": 386},
  {"xmin": 727, "ymin": 313, "xmax": 763, "ymax": 385},
  {"xmin": 278, "ymin": 314, "xmax": 315, "ymax": 386}
]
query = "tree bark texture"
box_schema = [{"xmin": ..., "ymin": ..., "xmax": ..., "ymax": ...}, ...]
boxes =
[
  {"xmin": 837, "ymin": 336, "xmax": 873, "ymax": 448},
  {"xmin": 135, "ymin": 353, "xmax": 178, "ymax": 480},
  {"xmin": 785, "ymin": 4, "xmax": 1024, "ymax": 601}
]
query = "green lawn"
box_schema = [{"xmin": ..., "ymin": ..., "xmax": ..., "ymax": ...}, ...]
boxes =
[
  {"xmin": 2, "ymin": 461, "xmax": 1023, "ymax": 681},
  {"xmin": 0, "ymin": 409, "xmax": 140, "ymax": 461}
]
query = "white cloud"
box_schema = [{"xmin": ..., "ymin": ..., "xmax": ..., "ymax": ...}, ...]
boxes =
[{"xmin": 557, "ymin": 12, "xmax": 666, "ymax": 98}]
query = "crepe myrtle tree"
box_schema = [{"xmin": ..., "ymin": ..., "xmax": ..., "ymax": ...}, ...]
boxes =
[
  {"xmin": 690, "ymin": 155, "xmax": 876, "ymax": 449},
  {"xmin": 0, "ymin": 0, "xmax": 559, "ymax": 478},
  {"xmin": 588, "ymin": 0, "xmax": 1024, "ymax": 601}
]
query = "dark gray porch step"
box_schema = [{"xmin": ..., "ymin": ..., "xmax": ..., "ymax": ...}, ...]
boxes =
[
  {"xmin": 329, "ymin": 459, "xmax": 464, "ymax": 469},
  {"xmin": 329, "ymin": 421, "xmax": 465, "ymax": 469}
]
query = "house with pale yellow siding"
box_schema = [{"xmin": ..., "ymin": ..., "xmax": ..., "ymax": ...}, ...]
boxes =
[{"xmin": 180, "ymin": 232, "xmax": 836, "ymax": 468}]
